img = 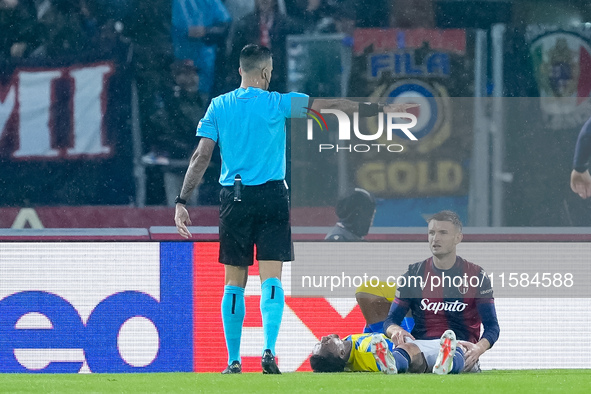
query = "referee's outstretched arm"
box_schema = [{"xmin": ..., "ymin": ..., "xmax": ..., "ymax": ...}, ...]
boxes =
[
  {"xmin": 310, "ymin": 99, "xmax": 418, "ymax": 116},
  {"xmin": 175, "ymin": 137, "xmax": 216, "ymax": 238}
]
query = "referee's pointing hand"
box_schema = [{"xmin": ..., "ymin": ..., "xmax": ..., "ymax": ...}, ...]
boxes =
[{"xmin": 382, "ymin": 103, "xmax": 420, "ymax": 113}]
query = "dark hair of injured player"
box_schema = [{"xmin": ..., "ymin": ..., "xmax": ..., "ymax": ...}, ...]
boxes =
[
  {"xmin": 309, "ymin": 334, "xmax": 351, "ymax": 372},
  {"xmin": 310, "ymin": 353, "xmax": 347, "ymax": 372}
]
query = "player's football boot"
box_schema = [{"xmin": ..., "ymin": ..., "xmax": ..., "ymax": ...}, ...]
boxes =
[
  {"xmin": 262, "ymin": 349, "xmax": 281, "ymax": 374},
  {"xmin": 221, "ymin": 361, "xmax": 242, "ymax": 374},
  {"xmin": 433, "ymin": 329, "xmax": 457, "ymax": 375},
  {"xmin": 370, "ymin": 334, "xmax": 398, "ymax": 375}
]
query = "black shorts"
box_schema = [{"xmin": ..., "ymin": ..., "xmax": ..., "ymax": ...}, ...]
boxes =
[{"xmin": 219, "ymin": 180, "xmax": 293, "ymax": 266}]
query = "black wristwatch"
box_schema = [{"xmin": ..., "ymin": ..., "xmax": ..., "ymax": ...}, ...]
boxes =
[{"xmin": 175, "ymin": 195, "xmax": 187, "ymax": 205}]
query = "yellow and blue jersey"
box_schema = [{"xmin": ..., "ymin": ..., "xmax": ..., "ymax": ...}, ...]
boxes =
[{"xmin": 344, "ymin": 334, "xmax": 395, "ymax": 372}]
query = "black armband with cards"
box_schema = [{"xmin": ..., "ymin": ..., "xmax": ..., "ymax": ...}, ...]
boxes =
[{"xmin": 358, "ymin": 102, "xmax": 383, "ymax": 117}]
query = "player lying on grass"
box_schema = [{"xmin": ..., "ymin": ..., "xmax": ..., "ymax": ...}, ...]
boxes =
[
  {"xmin": 354, "ymin": 211, "xmax": 500, "ymax": 373},
  {"xmin": 310, "ymin": 330, "xmax": 467, "ymax": 374}
]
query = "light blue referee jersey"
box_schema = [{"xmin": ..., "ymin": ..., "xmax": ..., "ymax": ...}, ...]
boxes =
[{"xmin": 196, "ymin": 87, "xmax": 309, "ymax": 186}]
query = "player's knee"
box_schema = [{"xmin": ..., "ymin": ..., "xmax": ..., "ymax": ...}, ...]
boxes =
[
  {"xmin": 258, "ymin": 260, "xmax": 283, "ymax": 282},
  {"xmin": 355, "ymin": 292, "xmax": 382, "ymax": 311}
]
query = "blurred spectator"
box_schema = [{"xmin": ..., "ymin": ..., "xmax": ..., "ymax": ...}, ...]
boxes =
[
  {"xmin": 124, "ymin": 0, "xmax": 175, "ymax": 164},
  {"xmin": 0, "ymin": 0, "xmax": 40, "ymax": 60},
  {"xmin": 124, "ymin": 0, "xmax": 172, "ymax": 55},
  {"xmin": 284, "ymin": 0, "xmax": 334, "ymax": 32},
  {"xmin": 353, "ymin": 0, "xmax": 388, "ymax": 28},
  {"xmin": 227, "ymin": 0, "xmax": 302, "ymax": 92},
  {"xmin": 325, "ymin": 188, "xmax": 376, "ymax": 241},
  {"xmin": 143, "ymin": 59, "xmax": 205, "ymax": 164},
  {"xmin": 93, "ymin": 0, "xmax": 132, "ymax": 22},
  {"xmin": 224, "ymin": 0, "xmax": 255, "ymax": 21},
  {"xmin": 224, "ymin": 0, "xmax": 287, "ymax": 21},
  {"xmin": 334, "ymin": 2, "xmax": 356, "ymax": 36},
  {"xmin": 28, "ymin": 0, "xmax": 99, "ymax": 59},
  {"xmin": 124, "ymin": 0, "xmax": 174, "ymax": 107},
  {"xmin": 96, "ymin": 18, "xmax": 127, "ymax": 53},
  {"xmin": 388, "ymin": 0, "xmax": 434, "ymax": 29},
  {"xmin": 172, "ymin": 0, "xmax": 231, "ymax": 99},
  {"xmin": 141, "ymin": 59, "xmax": 219, "ymax": 206}
]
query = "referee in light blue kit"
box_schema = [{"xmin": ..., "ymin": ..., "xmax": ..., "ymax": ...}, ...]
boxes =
[{"xmin": 174, "ymin": 44, "xmax": 417, "ymax": 374}]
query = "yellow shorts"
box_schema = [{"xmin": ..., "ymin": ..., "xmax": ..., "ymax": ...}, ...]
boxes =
[{"xmin": 355, "ymin": 281, "xmax": 396, "ymax": 303}]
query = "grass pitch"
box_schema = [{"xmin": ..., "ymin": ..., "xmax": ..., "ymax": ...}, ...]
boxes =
[{"xmin": 1, "ymin": 370, "xmax": 590, "ymax": 393}]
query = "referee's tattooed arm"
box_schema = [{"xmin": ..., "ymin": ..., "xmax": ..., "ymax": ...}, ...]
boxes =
[
  {"xmin": 180, "ymin": 138, "xmax": 215, "ymax": 201},
  {"xmin": 175, "ymin": 137, "xmax": 215, "ymax": 239}
]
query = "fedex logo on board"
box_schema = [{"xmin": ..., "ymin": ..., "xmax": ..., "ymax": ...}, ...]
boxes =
[
  {"xmin": 192, "ymin": 243, "xmax": 366, "ymax": 372},
  {"xmin": 0, "ymin": 241, "xmax": 367, "ymax": 374},
  {"xmin": 0, "ymin": 243, "xmax": 193, "ymax": 373}
]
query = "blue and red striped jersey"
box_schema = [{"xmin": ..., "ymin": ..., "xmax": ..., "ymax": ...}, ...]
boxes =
[{"xmin": 385, "ymin": 256, "xmax": 499, "ymax": 346}]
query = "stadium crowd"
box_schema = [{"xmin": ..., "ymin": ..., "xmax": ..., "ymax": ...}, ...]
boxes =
[
  {"xmin": 4, "ymin": 0, "xmax": 590, "ymax": 211},
  {"xmin": 0, "ymin": 0, "xmax": 436, "ymax": 205}
]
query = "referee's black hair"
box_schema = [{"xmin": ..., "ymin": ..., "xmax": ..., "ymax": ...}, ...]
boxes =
[
  {"xmin": 240, "ymin": 44, "xmax": 272, "ymax": 73},
  {"xmin": 309, "ymin": 354, "xmax": 347, "ymax": 373}
]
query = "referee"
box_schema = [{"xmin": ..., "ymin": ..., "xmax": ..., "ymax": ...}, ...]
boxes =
[{"xmin": 174, "ymin": 44, "xmax": 417, "ymax": 374}]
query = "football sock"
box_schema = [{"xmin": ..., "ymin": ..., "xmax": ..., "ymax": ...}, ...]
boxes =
[
  {"xmin": 260, "ymin": 277, "xmax": 284, "ymax": 355},
  {"xmin": 450, "ymin": 347, "xmax": 465, "ymax": 374},
  {"xmin": 221, "ymin": 285, "xmax": 245, "ymax": 364},
  {"xmin": 392, "ymin": 347, "xmax": 410, "ymax": 373}
]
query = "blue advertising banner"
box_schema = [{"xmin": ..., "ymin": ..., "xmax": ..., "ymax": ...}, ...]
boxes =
[{"xmin": 0, "ymin": 243, "xmax": 193, "ymax": 373}]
